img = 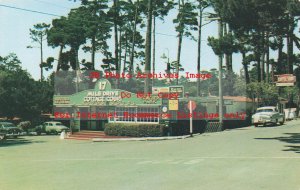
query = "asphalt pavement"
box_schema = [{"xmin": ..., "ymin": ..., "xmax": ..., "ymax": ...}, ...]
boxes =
[{"xmin": 1, "ymin": 120, "xmax": 300, "ymax": 190}]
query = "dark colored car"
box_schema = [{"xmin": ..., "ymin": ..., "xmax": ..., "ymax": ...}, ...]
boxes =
[{"xmin": 0, "ymin": 122, "xmax": 22, "ymax": 138}]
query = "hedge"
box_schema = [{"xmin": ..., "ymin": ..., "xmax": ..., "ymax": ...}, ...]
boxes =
[{"xmin": 104, "ymin": 123, "xmax": 167, "ymax": 137}]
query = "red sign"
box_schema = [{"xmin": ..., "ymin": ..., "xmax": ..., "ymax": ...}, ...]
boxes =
[
  {"xmin": 277, "ymin": 74, "xmax": 296, "ymax": 83},
  {"xmin": 276, "ymin": 74, "xmax": 296, "ymax": 87},
  {"xmin": 187, "ymin": 100, "xmax": 196, "ymax": 111}
]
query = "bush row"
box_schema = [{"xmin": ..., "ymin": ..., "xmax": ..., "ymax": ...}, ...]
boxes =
[{"xmin": 104, "ymin": 123, "xmax": 167, "ymax": 137}]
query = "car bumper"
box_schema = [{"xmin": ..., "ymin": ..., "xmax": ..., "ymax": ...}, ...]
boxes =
[
  {"xmin": 252, "ymin": 118, "xmax": 273, "ymax": 124},
  {"xmin": 5, "ymin": 132, "xmax": 21, "ymax": 137}
]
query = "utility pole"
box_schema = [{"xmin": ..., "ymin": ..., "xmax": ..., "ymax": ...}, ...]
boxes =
[{"xmin": 218, "ymin": 19, "xmax": 224, "ymax": 130}]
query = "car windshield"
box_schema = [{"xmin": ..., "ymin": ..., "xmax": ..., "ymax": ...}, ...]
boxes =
[
  {"xmin": 2, "ymin": 123, "xmax": 16, "ymax": 128},
  {"xmin": 256, "ymin": 109, "xmax": 273, "ymax": 113}
]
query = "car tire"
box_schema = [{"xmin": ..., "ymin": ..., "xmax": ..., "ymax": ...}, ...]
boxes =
[
  {"xmin": 0, "ymin": 135, "xmax": 5, "ymax": 141},
  {"xmin": 280, "ymin": 121, "xmax": 284, "ymax": 125},
  {"xmin": 254, "ymin": 124, "xmax": 258, "ymax": 127}
]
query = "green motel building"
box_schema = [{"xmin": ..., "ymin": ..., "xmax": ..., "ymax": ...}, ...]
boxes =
[{"xmin": 53, "ymin": 78, "xmax": 252, "ymax": 135}]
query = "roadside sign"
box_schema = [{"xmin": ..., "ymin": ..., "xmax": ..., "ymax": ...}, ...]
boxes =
[
  {"xmin": 187, "ymin": 100, "xmax": 196, "ymax": 137},
  {"xmin": 187, "ymin": 100, "xmax": 196, "ymax": 111},
  {"xmin": 169, "ymin": 86, "xmax": 184, "ymax": 98},
  {"xmin": 169, "ymin": 99, "xmax": 178, "ymax": 111},
  {"xmin": 276, "ymin": 74, "xmax": 296, "ymax": 87}
]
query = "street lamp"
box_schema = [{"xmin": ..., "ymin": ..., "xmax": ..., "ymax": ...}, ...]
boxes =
[{"xmin": 161, "ymin": 48, "xmax": 171, "ymax": 84}]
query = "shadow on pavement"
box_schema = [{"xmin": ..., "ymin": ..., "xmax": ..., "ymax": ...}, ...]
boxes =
[
  {"xmin": 255, "ymin": 133, "xmax": 300, "ymax": 153},
  {"xmin": 0, "ymin": 137, "xmax": 45, "ymax": 147}
]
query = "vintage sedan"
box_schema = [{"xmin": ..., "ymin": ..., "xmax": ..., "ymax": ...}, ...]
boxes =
[
  {"xmin": 0, "ymin": 122, "xmax": 22, "ymax": 138},
  {"xmin": 36, "ymin": 121, "xmax": 69, "ymax": 135},
  {"xmin": 252, "ymin": 106, "xmax": 285, "ymax": 127},
  {"xmin": 0, "ymin": 132, "xmax": 5, "ymax": 141}
]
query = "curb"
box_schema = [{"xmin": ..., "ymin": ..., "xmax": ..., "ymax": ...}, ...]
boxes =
[{"xmin": 92, "ymin": 135, "xmax": 191, "ymax": 142}]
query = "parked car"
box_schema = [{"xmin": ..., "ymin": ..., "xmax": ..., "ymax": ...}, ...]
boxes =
[
  {"xmin": 0, "ymin": 132, "xmax": 5, "ymax": 141},
  {"xmin": 36, "ymin": 121, "xmax": 69, "ymax": 135},
  {"xmin": 0, "ymin": 122, "xmax": 22, "ymax": 138},
  {"xmin": 252, "ymin": 106, "xmax": 285, "ymax": 127}
]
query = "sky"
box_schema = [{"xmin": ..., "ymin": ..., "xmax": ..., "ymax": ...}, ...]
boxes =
[{"xmin": 0, "ymin": 0, "xmax": 262, "ymax": 81}]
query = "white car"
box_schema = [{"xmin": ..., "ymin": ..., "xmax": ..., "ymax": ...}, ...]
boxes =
[
  {"xmin": 36, "ymin": 121, "xmax": 69, "ymax": 135},
  {"xmin": 252, "ymin": 106, "xmax": 285, "ymax": 127}
]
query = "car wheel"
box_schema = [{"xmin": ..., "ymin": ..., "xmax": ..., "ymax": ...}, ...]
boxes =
[
  {"xmin": 0, "ymin": 134, "xmax": 5, "ymax": 141},
  {"xmin": 254, "ymin": 124, "xmax": 258, "ymax": 127},
  {"xmin": 280, "ymin": 121, "xmax": 284, "ymax": 125}
]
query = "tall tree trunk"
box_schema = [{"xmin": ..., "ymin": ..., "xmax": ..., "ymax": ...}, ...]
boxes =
[
  {"xmin": 74, "ymin": 47, "xmax": 80, "ymax": 93},
  {"xmin": 144, "ymin": 0, "xmax": 153, "ymax": 93},
  {"xmin": 91, "ymin": 36, "xmax": 96, "ymax": 70},
  {"xmin": 260, "ymin": 32, "xmax": 265, "ymax": 82},
  {"xmin": 176, "ymin": 0, "xmax": 184, "ymax": 85},
  {"xmin": 123, "ymin": 32, "xmax": 128, "ymax": 74},
  {"xmin": 176, "ymin": 32, "xmax": 183, "ymax": 85},
  {"xmin": 56, "ymin": 44, "xmax": 64, "ymax": 72},
  {"xmin": 119, "ymin": 29, "xmax": 122, "ymax": 73},
  {"xmin": 266, "ymin": 32, "xmax": 270, "ymax": 83},
  {"xmin": 113, "ymin": 0, "xmax": 119, "ymax": 88},
  {"xmin": 256, "ymin": 50, "xmax": 261, "ymax": 82},
  {"xmin": 278, "ymin": 35, "xmax": 283, "ymax": 74},
  {"xmin": 197, "ymin": 0, "xmax": 203, "ymax": 97},
  {"xmin": 287, "ymin": 16, "xmax": 294, "ymax": 74},
  {"xmin": 223, "ymin": 24, "xmax": 230, "ymax": 72},
  {"xmin": 40, "ymin": 36, "xmax": 43, "ymax": 82},
  {"xmin": 229, "ymin": 28, "xmax": 233, "ymax": 71},
  {"xmin": 271, "ymin": 61, "xmax": 275, "ymax": 83},
  {"xmin": 152, "ymin": 16, "xmax": 156, "ymax": 87},
  {"xmin": 242, "ymin": 52, "xmax": 250, "ymax": 84},
  {"xmin": 129, "ymin": 0, "xmax": 139, "ymax": 75}
]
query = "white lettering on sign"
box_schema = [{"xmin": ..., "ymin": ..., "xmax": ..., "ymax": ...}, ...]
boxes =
[{"xmin": 84, "ymin": 90, "xmax": 121, "ymax": 103}]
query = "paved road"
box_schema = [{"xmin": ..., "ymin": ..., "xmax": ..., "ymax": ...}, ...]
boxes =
[{"xmin": 1, "ymin": 120, "xmax": 300, "ymax": 190}]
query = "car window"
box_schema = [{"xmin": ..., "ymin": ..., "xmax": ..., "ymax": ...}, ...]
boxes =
[
  {"xmin": 49, "ymin": 123, "xmax": 53, "ymax": 126},
  {"xmin": 55, "ymin": 122, "xmax": 62, "ymax": 125},
  {"xmin": 257, "ymin": 109, "xmax": 273, "ymax": 113}
]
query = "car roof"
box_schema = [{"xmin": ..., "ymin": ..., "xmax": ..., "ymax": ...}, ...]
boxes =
[
  {"xmin": 0, "ymin": 122, "xmax": 14, "ymax": 124},
  {"xmin": 257, "ymin": 106, "xmax": 276, "ymax": 110}
]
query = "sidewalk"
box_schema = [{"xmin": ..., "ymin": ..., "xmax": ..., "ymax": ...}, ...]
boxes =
[{"xmin": 92, "ymin": 135, "xmax": 191, "ymax": 142}]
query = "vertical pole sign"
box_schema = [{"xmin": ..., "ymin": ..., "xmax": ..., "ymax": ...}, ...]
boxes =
[{"xmin": 187, "ymin": 100, "xmax": 196, "ymax": 136}]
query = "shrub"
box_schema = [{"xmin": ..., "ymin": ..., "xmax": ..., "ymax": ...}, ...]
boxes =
[{"xmin": 104, "ymin": 123, "xmax": 167, "ymax": 137}]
